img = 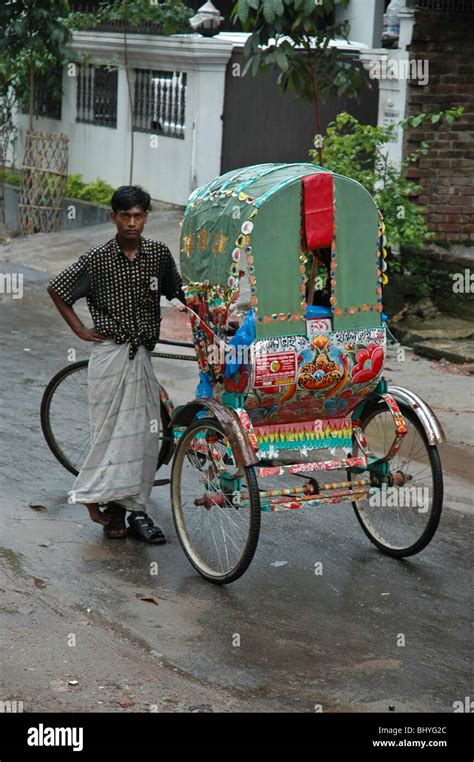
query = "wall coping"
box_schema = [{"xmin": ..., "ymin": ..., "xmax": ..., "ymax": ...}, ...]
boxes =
[{"xmin": 70, "ymin": 31, "xmax": 235, "ymax": 70}]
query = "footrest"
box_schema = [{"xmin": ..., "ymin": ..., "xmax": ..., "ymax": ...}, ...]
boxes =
[
  {"xmin": 257, "ymin": 455, "xmax": 367, "ymax": 478},
  {"xmin": 261, "ymin": 486, "xmax": 370, "ymax": 512}
]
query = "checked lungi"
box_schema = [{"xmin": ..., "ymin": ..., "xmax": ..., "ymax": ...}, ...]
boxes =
[{"xmin": 71, "ymin": 340, "xmax": 161, "ymax": 512}]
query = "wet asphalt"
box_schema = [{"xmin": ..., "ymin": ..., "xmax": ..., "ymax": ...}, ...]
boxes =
[{"xmin": 0, "ymin": 261, "xmax": 472, "ymax": 713}]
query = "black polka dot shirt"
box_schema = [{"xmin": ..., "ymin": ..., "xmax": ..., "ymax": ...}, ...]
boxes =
[{"xmin": 48, "ymin": 235, "xmax": 184, "ymax": 359}]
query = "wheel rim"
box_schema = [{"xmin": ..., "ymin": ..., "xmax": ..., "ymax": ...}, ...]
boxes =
[
  {"xmin": 172, "ymin": 422, "xmax": 256, "ymax": 579},
  {"xmin": 44, "ymin": 364, "xmax": 168, "ymax": 475},
  {"xmin": 354, "ymin": 407, "xmax": 439, "ymax": 551},
  {"xmin": 47, "ymin": 365, "xmax": 91, "ymax": 474}
]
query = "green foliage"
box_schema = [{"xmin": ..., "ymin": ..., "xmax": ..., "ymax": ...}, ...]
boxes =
[
  {"xmin": 0, "ymin": 1, "xmax": 71, "ymax": 119},
  {"xmin": 310, "ymin": 109, "xmax": 463, "ymax": 251},
  {"xmin": 3, "ymin": 169, "xmax": 21, "ymax": 186},
  {"xmin": 232, "ymin": 1, "xmax": 363, "ymax": 162},
  {"xmin": 3, "ymin": 169, "xmax": 113, "ymax": 205},
  {"xmin": 403, "ymin": 255, "xmax": 454, "ymax": 302},
  {"xmin": 66, "ymin": 0, "xmax": 193, "ymax": 36},
  {"xmin": 64, "ymin": 11, "xmax": 98, "ymax": 31},
  {"xmin": 65, "ymin": 174, "xmax": 115, "ymax": 206},
  {"xmin": 402, "ymin": 106, "xmax": 464, "ymax": 129},
  {"xmin": 65, "ymin": 173, "xmax": 87, "ymax": 200}
]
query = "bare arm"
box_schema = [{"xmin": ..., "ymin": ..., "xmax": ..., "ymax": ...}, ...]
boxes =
[{"xmin": 47, "ymin": 286, "xmax": 107, "ymax": 342}]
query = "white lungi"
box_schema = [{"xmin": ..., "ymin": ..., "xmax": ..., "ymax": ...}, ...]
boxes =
[{"xmin": 71, "ymin": 341, "xmax": 161, "ymax": 512}]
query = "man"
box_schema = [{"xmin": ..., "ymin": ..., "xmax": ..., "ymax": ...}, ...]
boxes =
[{"xmin": 47, "ymin": 185, "xmax": 185, "ymax": 542}]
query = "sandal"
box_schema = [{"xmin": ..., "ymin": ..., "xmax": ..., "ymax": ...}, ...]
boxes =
[
  {"xmin": 102, "ymin": 502, "xmax": 127, "ymax": 539},
  {"xmin": 127, "ymin": 511, "xmax": 166, "ymax": 544}
]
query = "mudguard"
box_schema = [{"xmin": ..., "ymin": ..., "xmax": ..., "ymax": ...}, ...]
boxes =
[
  {"xmin": 388, "ymin": 386, "xmax": 446, "ymax": 446},
  {"xmin": 170, "ymin": 397, "xmax": 259, "ymax": 468}
]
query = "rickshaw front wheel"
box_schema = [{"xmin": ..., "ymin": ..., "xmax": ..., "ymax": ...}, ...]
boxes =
[
  {"xmin": 350, "ymin": 401, "xmax": 443, "ymax": 557},
  {"xmin": 170, "ymin": 418, "xmax": 261, "ymax": 584}
]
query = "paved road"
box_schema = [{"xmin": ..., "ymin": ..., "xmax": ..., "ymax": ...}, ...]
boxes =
[{"xmin": 0, "ymin": 261, "xmax": 472, "ymax": 713}]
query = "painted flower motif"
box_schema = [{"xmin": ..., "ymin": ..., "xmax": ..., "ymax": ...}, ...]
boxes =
[
  {"xmin": 335, "ymin": 387, "xmax": 372, "ymax": 412},
  {"xmin": 224, "ymin": 368, "xmax": 249, "ymax": 394},
  {"xmin": 286, "ymin": 395, "xmax": 324, "ymax": 413},
  {"xmin": 311, "ymin": 334, "xmax": 329, "ymax": 351},
  {"xmin": 351, "ymin": 343, "xmax": 384, "ymax": 384},
  {"xmin": 324, "ymin": 398, "xmax": 349, "ymax": 414}
]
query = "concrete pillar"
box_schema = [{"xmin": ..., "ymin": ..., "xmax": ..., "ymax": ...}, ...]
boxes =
[
  {"xmin": 359, "ymin": 10, "xmax": 416, "ymax": 169},
  {"xmin": 335, "ymin": 0, "xmax": 387, "ymax": 48}
]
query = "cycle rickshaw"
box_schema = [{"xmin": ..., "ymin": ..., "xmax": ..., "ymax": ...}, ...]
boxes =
[{"xmin": 42, "ymin": 163, "xmax": 445, "ymax": 584}]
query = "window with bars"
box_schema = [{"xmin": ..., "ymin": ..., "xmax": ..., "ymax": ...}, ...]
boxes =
[
  {"xmin": 76, "ymin": 65, "xmax": 118, "ymax": 128},
  {"xmin": 133, "ymin": 70, "xmax": 186, "ymax": 139},
  {"xmin": 20, "ymin": 72, "xmax": 62, "ymax": 120}
]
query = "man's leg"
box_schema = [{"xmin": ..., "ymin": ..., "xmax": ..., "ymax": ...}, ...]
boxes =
[
  {"xmin": 85, "ymin": 503, "xmax": 108, "ymax": 526},
  {"xmin": 118, "ymin": 348, "xmax": 165, "ymax": 543},
  {"xmin": 84, "ymin": 502, "xmax": 126, "ymax": 538},
  {"xmin": 72, "ymin": 342, "xmax": 161, "ymax": 538}
]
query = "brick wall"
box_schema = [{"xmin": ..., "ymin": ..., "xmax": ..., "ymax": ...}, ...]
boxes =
[{"xmin": 405, "ymin": 10, "xmax": 474, "ymax": 245}]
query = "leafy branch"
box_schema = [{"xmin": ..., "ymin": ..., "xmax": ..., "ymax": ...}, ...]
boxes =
[
  {"xmin": 232, "ymin": 0, "xmax": 364, "ymax": 164},
  {"xmin": 312, "ymin": 108, "xmax": 464, "ymax": 254}
]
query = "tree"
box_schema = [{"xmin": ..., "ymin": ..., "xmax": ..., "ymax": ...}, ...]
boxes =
[
  {"xmin": 0, "ymin": 0, "xmax": 71, "ymax": 132},
  {"xmin": 232, "ymin": 0, "xmax": 364, "ymax": 164},
  {"xmin": 0, "ymin": 1, "xmax": 71, "ymax": 233}
]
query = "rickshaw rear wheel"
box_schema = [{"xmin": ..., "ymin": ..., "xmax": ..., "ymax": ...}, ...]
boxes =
[
  {"xmin": 350, "ymin": 401, "xmax": 443, "ymax": 557},
  {"xmin": 171, "ymin": 418, "xmax": 261, "ymax": 584},
  {"xmin": 41, "ymin": 360, "xmax": 171, "ymax": 476}
]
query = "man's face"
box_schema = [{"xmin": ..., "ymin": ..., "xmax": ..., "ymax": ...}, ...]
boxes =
[{"xmin": 111, "ymin": 206, "xmax": 148, "ymax": 241}]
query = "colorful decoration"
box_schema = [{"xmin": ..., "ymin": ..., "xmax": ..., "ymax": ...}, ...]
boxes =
[
  {"xmin": 246, "ymin": 327, "xmax": 386, "ymax": 425},
  {"xmin": 351, "ymin": 342, "xmax": 385, "ymax": 384},
  {"xmin": 378, "ymin": 215, "xmax": 388, "ymax": 288},
  {"xmin": 213, "ymin": 232, "xmax": 229, "ymax": 256},
  {"xmin": 256, "ymin": 455, "xmax": 367, "ymax": 478},
  {"xmin": 181, "ymin": 233, "xmax": 194, "ymax": 256},
  {"xmin": 379, "ymin": 392, "xmax": 408, "ymax": 461},
  {"xmin": 260, "ymin": 487, "xmax": 370, "ymax": 512},
  {"xmin": 254, "ymin": 418, "xmax": 353, "ymax": 454},
  {"xmin": 235, "ymin": 407, "xmax": 259, "ymax": 451},
  {"xmin": 198, "ymin": 229, "xmax": 210, "ymax": 251}
]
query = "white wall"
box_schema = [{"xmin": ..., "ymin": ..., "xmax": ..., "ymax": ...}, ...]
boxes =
[
  {"xmin": 12, "ymin": 32, "xmax": 234, "ymax": 206},
  {"xmin": 335, "ymin": 0, "xmax": 387, "ymax": 48}
]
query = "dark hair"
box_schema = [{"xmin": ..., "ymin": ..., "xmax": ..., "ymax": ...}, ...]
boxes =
[{"xmin": 111, "ymin": 185, "xmax": 151, "ymax": 212}]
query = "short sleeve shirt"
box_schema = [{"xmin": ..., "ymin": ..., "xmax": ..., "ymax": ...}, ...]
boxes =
[{"xmin": 48, "ymin": 235, "xmax": 183, "ymax": 358}]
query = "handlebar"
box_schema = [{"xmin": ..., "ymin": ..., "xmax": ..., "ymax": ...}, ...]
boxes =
[
  {"xmin": 151, "ymin": 336, "xmax": 196, "ymax": 362},
  {"xmin": 156, "ymin": 338, "xmax": 195, "ymax": 350}
]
